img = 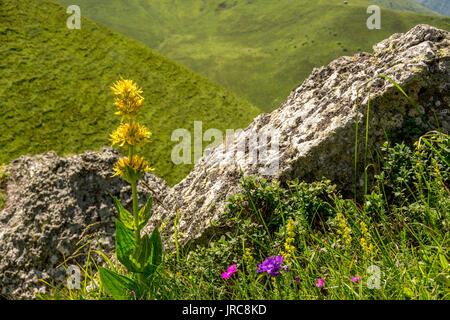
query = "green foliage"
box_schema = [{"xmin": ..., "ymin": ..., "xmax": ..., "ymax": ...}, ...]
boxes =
[
  {"xmin": 377, "ymin": 132, "xmax": 449, "ymax": 206},
  {"xmin": 0, "ymin": 0, "xmax": 260, "ymax": 185},
  {"xmin": 115, "ymin": 219, "xmax": 139, "ymax": 273},
  {"xmin": 98, "ymin": 195, "xmax": 164, "ymax": 300},
  {"xmin": 138, "ymin": 197, "xmax": 154, "ymax": 230},
  {"xmin": 227, "ymin": 177, "xmax": 337, "ymax": 234},
  {"xmin": 156, "ymin": 132, "xmax": 449, "ymax": 300},
  {"xmin": 112, "ymin": 196, "xmax": 134, "ymax": 230},
  {"xmin": 56, "ymin": 0, "xmax": 450, "ymax": 111},
  {"xmin": 98, "ymin": 267, "xmax": 137, "ymax": 300},
  {"xmin": 40, "ymin": 132, "xmax": 449, "ymax": 300}
]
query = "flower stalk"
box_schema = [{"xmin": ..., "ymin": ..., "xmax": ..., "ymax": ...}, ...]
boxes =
[{"xmin": 103, "ymin": 78, "xmax": 161, "ymax": 295}]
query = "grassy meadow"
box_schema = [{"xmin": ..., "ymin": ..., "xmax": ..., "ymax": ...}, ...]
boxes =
[
  {"xmin": 55, "ymin": 0, "xmax": 450, "ymax": 111},
  {"xmin": 0, "ymin": 0, "xmax": 260, "ymax": 185}
]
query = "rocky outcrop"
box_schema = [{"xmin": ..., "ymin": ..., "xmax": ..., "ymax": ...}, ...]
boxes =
[
  {"xmin": 147, "ymin": 24, "xmax": 449, "ymax": 247},
  {"xmin": 0, "ymin": 148, "xmax": 168, "ymax": 298},
  {"xmin": 0, "ymin": 24, "xmax": 449, "ymax": 298}
]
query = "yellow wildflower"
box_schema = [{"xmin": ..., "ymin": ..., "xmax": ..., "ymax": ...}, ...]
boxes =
[
  {"xmin": 360, "ymin": 221, "xmax": 374, "ymax": 256},
  {"xmin": 432, "ymin": 158, "xmax": 441, "ymax": 177},
  {"xmin": 243, "ymin": 248, "xmax": 253, "ymax": 266},
  {"xmin": 112, "ymin": 155, "xmax": 153, "ymax": 183},
  {"xmin": 111, "ymin": 79, "xmax": 143, "ymax": 96},
  {"xmin": 282, "ymin": 219, "xmax": 296, "ymax": 264},
  {"xmin": 111, "ymin": 79, "xmax": 144, "ymax": 120},
  {"xmin": 337, "ymin": 212, "xmax": 352, "ymax": 248},
  {"xmin": 110, "ymin": 122, "xmax": 151, "ymax": 147}
]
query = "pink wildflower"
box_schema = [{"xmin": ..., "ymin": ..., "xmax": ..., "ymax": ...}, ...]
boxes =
[
  {"xmin": 222, "ymin": 264, "xmax": 238, "ymax": 279},
  {"xmin": 350, "ymin": 276, "xmax": 362, "ymax": 282},
  {"xmin": 314, "ymin": 278, "xmax": 325, "ymax": 288}
]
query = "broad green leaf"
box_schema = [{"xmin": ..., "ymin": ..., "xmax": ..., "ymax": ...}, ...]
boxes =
[
  {"xmin": 150, "ymin": 227, "xmax": 163, "ymax": 267},
  {"xmin": 98, "ymin": 267, "xmax": 137, "ymax": 300},
  {"xmin": 128, "ymin": 254, "xmax": 142, "ymax": 271},
  {"xmin": 132, "ymin": 234, "xmax": 153, "ymax": 272},
  {"xmin": 142, "ymin": 227, "xmax": 163, "ymax": 278},
  {"xmin": 138, "ymin": 197, "xmax": 153, "ymax": 230},
  {"xmin": 111, "ymin": 195, "xmax": 134, "ymax": 230},
  {"xmin": 115, "ymin": 219, "xmax": 139, "ymax": 272}
]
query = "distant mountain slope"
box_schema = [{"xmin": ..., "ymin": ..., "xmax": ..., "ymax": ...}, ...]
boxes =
[
  {"xmin": 369, "ymin": 0, "xmax": 441, "ymax": 15},
  {"xmin": 56, "ymin": 0, "xmax": 450, "ymax": 111},
  {"xmin": 0, "ymin": 0, "xmax": 261, "ymax": 185},
  {"xmin": 413, "ymin": 0, "xmax": 450, "ymax": 16}
]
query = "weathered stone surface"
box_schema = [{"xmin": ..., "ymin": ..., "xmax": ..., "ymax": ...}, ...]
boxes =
[
  {"xmin": 0, "ymin": 148, "xmax": 168, "ymax": 298},
  {"xmin": 146, "ymin": 24, "xmax": 449, "ymax": 248},
  {"xmin": 0, "ymin": 24, "xmax": 449, "ymax": 299}
]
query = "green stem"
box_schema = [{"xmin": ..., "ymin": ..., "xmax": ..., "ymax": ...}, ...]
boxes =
[
  {"xmin": 131, "ymin": 179, "xmax": 145, "ymax": 288},
  {"xmin": 275, "ymin": 278, "xmax": 283, "ymax": 300},
  {"xmin": 131, "ymin": 181, "xmax": 140, "ymax": 244}
]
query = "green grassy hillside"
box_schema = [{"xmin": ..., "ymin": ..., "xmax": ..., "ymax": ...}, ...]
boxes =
[
  {"xmin": 369, "ymin": 0, "xmax": 440, "ymax": 15},
  {"xmin": 56, "ymin": 0, "xmax": 450, "ymax": 111},
  {"xmin": 413, "ymin": 0, "xmax": 450, "ymax": 16},
  {"xmin": 0, "ymin": 0, "xmax": 261, "ymax": 185}
]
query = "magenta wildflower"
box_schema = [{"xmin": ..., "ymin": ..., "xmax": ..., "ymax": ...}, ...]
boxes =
[
  {"xmin": 314, "ymin": 278, "xmax": 325, "ymax": 288},
  {"xmin": 222, "ymin": 264, "xmax": 238, "ymax": 279},
  {"xmin": 350, "ymin": 276, "xmax": 362, "ymax": 282},
  {"xmin": 257, "ymin": 256, "xmax": 290, "ymax": 277}
]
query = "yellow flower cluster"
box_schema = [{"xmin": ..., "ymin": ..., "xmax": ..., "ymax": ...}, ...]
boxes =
[
  {"xmin": 431, "ymin": 157, "xmax": 446, "ymax": 192},
  {"xmin": 112, "ymin": 155, "xmax": 153, "ymax": 181},
  {"xmin": 110, "ymin": 79, "xmax": 153, "ymax": 183},
  {"xmin": 280, "ymin": 219, "xmax": 296, "ymax": 263},
  {"xmin": 110, "ymin": 122, "xmax": 151, "ymax": 147},
  {"xmin": 359, "ymin": 221, "xmax": 374, "ymax": 256},
  {"xmin": 337, "ymin": 212, "xmax": 352, "ymax": 248},
  {"xmin": 243, "ymin": 248, "xmax": 253, "ymax": 266},
  {"xmin": 431, "ymin": 157, "xmax": 441, "ymax": 177},
  {"xmin": 111, "ymin": 79, "xmax": 145, "ymax": 120}
]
